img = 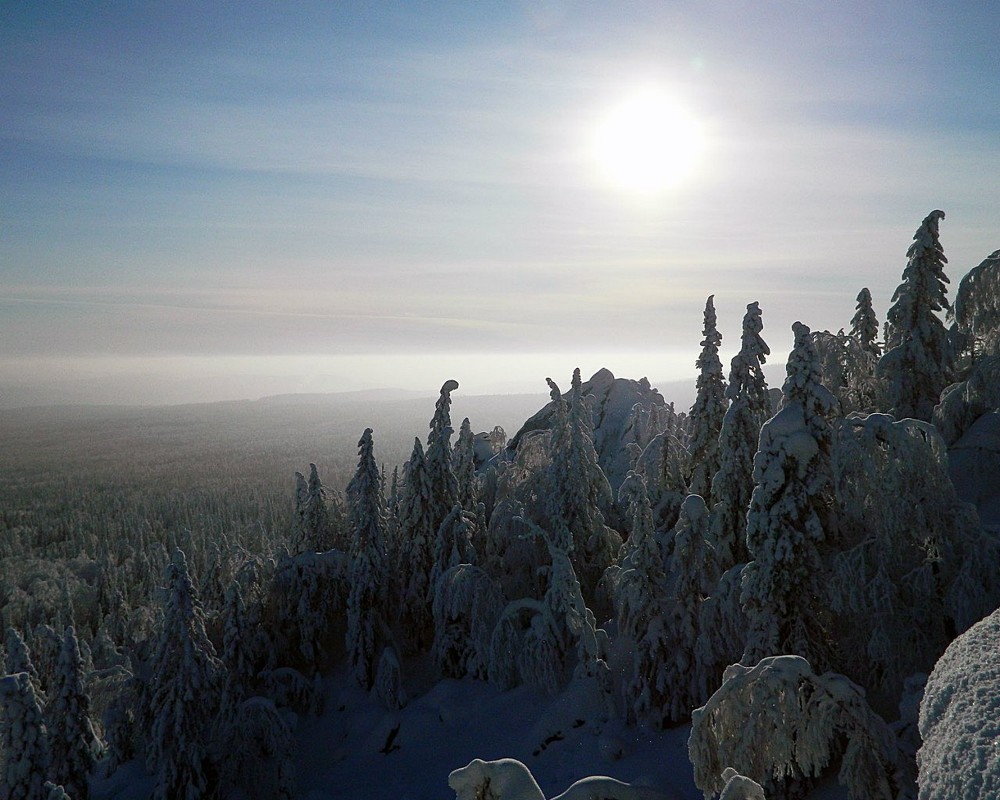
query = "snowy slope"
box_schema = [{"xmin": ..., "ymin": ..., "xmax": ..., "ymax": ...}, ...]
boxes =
[{"xmin": 294, "ymin": 666, "xmax": 699, "ymax": 800}]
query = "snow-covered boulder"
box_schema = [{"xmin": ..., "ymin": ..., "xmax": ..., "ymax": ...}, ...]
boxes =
[
  {"xmin": 507, "ymin": 369, "xmax": 665, "ymax": 493},
  {"xmin": 918, "ymin": 606, "xmax": 1000, "ymax": 800},
  {"xmin": 448, "ymin": 758, "xmax": 545, "ymax": 800},
  {"xmin": 448, "ymin": 757, "xmax": 677, "ymax": 800}
]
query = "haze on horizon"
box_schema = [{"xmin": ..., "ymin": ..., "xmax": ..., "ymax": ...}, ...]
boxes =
[{"xmin": 3, "ymin": 2, "xmax": 999, "ymax": 408}]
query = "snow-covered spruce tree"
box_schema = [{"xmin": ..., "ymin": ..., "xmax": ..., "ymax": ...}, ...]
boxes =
[
  {"xmin": 429, "ymin": 504, "xmax": 478, "ymax": 597},
  {"xmin": 395, "ymin": 437, "xmax": 437, "ymax": 653},
  {"xmin": 689, "ymin": 656, "xmax": 897, "ymax": 800},
  {"xmin": 662, "ymin": 494, "xmax": 718, "ymax": 720},
  {"xmin": 633, "ymin": 420, "xmax": 690, "ymax": 534},
  {"xmin": 709, "ymin": 302, "xmax": 771, "ymax": 571},
  {"xmin": 728, "ymin": 301, "xmax": 772, "ymax": 425},
  {"xmin": 345, "ymin": 427, "xmax": 387, "ymax": 690},
  {"xmin": 218, "ymin": 697, "xmax": 295, "ymax": 800},
  {"xmin": 426, "ymin": 380, "xmax": 460, "ymax": 534},
  {"xmin": 0, "ymin": 671, "xmax": 50, "ymax": 800},
  {"xmin": 5, "ymin": 627, "xmax": 44, "ymax": 703},
  {"xmin": 850, "ymin": 287, "xmax": 880, "ymax": 358},
  {"xmin": 219, "ymin": 580, "xmax": 256, "ymax": 714},
  {"xmin": 432, "ymin": 562, "xmax": 504, "ymax": 680},
  {"xmin": 613, "ymin": 472, "xmax": 672, "ymax": 726},
  {"xmin": 293, "ymin": 470, "xmax": 309, "ymax": 550},
  {"xmin": 935, "ymin": 249, "xmax": 1000, "ymax": 444},
  {"xmin": 613, "ymin": 473, "xmax": 666, "ymax": 639},
  {"xmin": 453, "ymin": 416, "xmax": 479, "ymax": 512},
  {"xmin": 43, "ymin": 783, "xmax": 71, "ymax": 800},
  {"xmin": 878, "ymin": 209, "xmax": 954, "ymax": 421},
  {"xmin": 741, "ymin": 322, "xmax": 836, "ymax": 668},
  {"xmin": 47, "ymin": 627, "xmax": 101, "ymax": 800},
  {"xmin": 810, "ymin": 329, "xmax": 879, "ymax": 416},
  {"xmin": 687, "ymin": 295, "xmax": 728, "ymax": 500},
  {"xmin": 302, "ymin": 463, "xmax": 332, "ymax": 551},
  {"xmin": 544, "ymin": 370, "xmax": 619, "ymax": 601},
  {"xmin": 952, "ymin": 247, "xmax": 1000, "ymax": 358},
  {"xmin": 695, "ymin": 563, "xmax": 749, "ymax": 710},
  {"xmin": 829, "ymin": 413, "xmax": 998, "ymax": 699},
  {"xmin": 489, "ymin": 516, "xmax": 609, "ymax": 697},
  {"xmin": 146, "ymin": 549, "xmax": 222, "ymax": 800}
]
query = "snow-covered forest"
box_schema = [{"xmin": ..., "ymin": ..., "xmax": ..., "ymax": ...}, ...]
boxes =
[{"xmin": 3, "ymin": 210, "xmax": 1000, "ymax": 799}]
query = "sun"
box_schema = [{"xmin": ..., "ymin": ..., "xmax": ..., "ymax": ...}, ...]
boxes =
[{"xmin": 592, "ymin": 88, "xmax": 705, "ymax": 194}]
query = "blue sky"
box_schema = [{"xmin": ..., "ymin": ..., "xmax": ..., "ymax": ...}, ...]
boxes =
[{"xmin": 2, "ymin": 1, "xmax": 999, "ymax": 404}]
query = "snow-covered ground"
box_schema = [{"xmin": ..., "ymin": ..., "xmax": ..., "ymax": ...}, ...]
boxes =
[{"xmin": 295, "ymin": 664, "xmax": 699, "ymax": 800}]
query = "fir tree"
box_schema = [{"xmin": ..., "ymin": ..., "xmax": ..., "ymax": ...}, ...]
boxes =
[
  {"xmin": 453, "ymin": 417, "xmax": 479, "ymax": 512},
  {"xmin": 726, "ymin": 301, "xmax": 771, "ymax": 426},
  {"xmin": 687, "ymin": 295, "xmax": 728, "ymax": 500},
  {"xmin": 429, "ymin": 504, "xmax": 478, "ymax": 597},
  {"xmin": 395, "ymin": 438, "xmax": 437, "ymax": 652},
  {"xmin": 146, "ymin": 549, "xmax": 222, "ymax": 800},
  {"xmin": 304, "ymin": 463, "xmax": 331, "ymax": 550},
  {"xmin": 47, "ymin": 627, "xmax": 101, "ymax": 800},
  {"xmin": 5, "ymin": 627, "xmax": 44, "ymax": 703},
  {"xmin": 544, "ymin": 370, "xmax": 618, "ymax": 601},
  {"xmin": 614, "ymin": 473, "xmax": 672, "ymax": 726},
  {"xmin": 710, "ymin": 302, "xmax": 771, "ymax": 570},
  {"xmin": 662, "ymin": 494, "xmax": 717, "ymax": 720},
  {"xmin": 426, "ymin": 380, "xmax": 460, "ymax": 534},
  {"xmin": 878, "ymin": 209, "xmax": 954, "ymax": 421},
  {"xmin": 293, "ymin": 470, "xmax": 309, "ymax": 550},
  {"xmin": 850, "ymin": 287, "xmax": 880, "ymax": 357},
  {"xmin": 741, "ymin": 323, "xmax": 836, "ymax": 668},
  {"xmin": 219, "ymin": 580, "xmax": 255, "ymax": 714},
  {"xmin": 0, "ymin": 672, "xmax": 50, "ymax": 800},
  {"xmin": 345, "ymin": 428, "xmax": 387, "ymax": 690}
]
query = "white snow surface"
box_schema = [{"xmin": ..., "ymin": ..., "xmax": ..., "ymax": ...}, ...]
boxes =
[{"xmin": 918, "ymin": 606, "xmax": 1000, "ymax": 800}]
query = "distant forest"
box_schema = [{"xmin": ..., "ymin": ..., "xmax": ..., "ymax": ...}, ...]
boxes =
[{"xmin": 2, "ymin": 210, "xmax": 1000, "ymax": 800}]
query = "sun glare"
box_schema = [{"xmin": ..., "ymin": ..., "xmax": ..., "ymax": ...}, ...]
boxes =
[{"xmin": 592, "ymin": 88, "xmax": 705, "ymax": 194}]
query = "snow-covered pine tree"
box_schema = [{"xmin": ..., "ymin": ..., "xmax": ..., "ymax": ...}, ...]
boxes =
[
  {"xmin": 741, "ymin": 322, "xmax": 836, "ymax": 668},
  {"xmin": 0, "ymin": 671, "xmax": 50, "ymax": 800},
  {"xmin": 687, "ymin": 295, "xmax": 728, "ymax": 500},
  {"xmin": 453, "ymin": 417, "xmax": 479, "ymax": 512},
  {"xmin": 146, "ymin": 549, "xmax": 222, "ymax": 800},
  {"xmin": 47, "ymin": 627, "xmax": 101, "ymax": 800},
  {"xmin": 850, "ymin": 288, "xmax": 880, "ymax": 358},
  {"xmin": 878, "ymin": 210, "xmax": 954, "ymax": 421},
  {"xmin": 544, "ymin": 370, "xmax": 619, "ymax": 601},
  {"xmin": 395, "ymin": 437, "xmax": 437, "ymax": 653},
  {"xmin": 426, "ymin": 380, "xmax": 460, "ymax": 534},
  {"xmin": 345, "ymin": 427, "xmax": 387, "ymax": 690},
  {"xmin": 709, "ymin": 303, "xmax": 771, "ymax": 571}
]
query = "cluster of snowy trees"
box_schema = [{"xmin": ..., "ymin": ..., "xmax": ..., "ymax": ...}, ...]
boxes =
[{"xmin": 3, "ymin": 210, "xmax": 1000, "ymax": 799}]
